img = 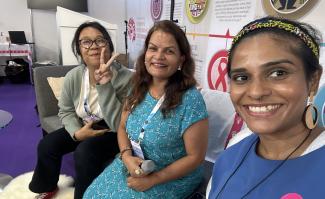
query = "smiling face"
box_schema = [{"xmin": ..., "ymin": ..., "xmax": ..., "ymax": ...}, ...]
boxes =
[
  {"xmin": 144, "ymin": 30, "xmax": 184, "ymax": 83},
  {"xmin": 79, "ymin": 27, "xmax": 110, "ymax": 68},
  {"xmin": 229, "ymin": 34, "xmax": 314, "ymax": 136}
]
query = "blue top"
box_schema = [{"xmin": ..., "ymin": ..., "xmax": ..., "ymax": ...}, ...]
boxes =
[
  {"xmin": 84, "ymin": 87, "xmax": 208, "ymax": 199},
  {"xmin": 209, "ymin": 133, "xmax": 325, "ymax": 199}
]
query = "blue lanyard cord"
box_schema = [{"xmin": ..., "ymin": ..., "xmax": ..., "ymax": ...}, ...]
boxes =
[{"xmin": 137, "ymin": 94, "xmax": 165, "ymax": 143}]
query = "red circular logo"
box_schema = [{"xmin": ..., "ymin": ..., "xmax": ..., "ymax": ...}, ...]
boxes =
[
  {"xmin": 207, "ymin": 50, "xmax": 229, "ymax": 91},
  {"xmin": 127, "ymin": 18, "xmax": 136, "ymax": 42}
]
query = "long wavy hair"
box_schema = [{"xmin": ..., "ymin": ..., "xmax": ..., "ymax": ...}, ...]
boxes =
[{"xmin": 125, "ymin": 20, "xmax": 196, "ymax": 117}]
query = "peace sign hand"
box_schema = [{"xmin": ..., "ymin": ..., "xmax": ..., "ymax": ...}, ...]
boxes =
[{"xmin": 94, "ymin": 47, "xmax": 120, "ymax": 85}]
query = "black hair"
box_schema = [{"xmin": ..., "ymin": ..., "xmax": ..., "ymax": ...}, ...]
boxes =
[
  {"xmin": 228, "ymin": 16, "xmax": 322, "ymax": 81},
  {"xmin": 71, "ymin": 21, "xmax": 114, "ymax": 61}
]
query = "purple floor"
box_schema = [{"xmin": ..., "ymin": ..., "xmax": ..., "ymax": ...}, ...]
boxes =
[{"xmin": 0, "ymin": 79, "xmax": 75, "ymax": 178}]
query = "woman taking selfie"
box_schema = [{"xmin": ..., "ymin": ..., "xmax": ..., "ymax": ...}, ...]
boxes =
[{"xmin": 209, "ymin": 16, "xmax": 324, "ymax": 198}]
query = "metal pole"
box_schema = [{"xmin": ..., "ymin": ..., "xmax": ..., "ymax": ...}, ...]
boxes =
[
  {"xmin": 124, "ymin": 20, "xmax": 128, "ymax": 56},
  {"xmin": 170, "ymin": 0, "xmax": 178, "ymax": 23},
  {"xmin": 29, "ymin": 9, "xmax": 37, "ymax": 63}
]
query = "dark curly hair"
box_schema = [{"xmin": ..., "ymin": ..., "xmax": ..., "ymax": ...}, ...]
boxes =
[{"xmin": 125, "ymin": 20, "xmax": 197, "ymax": 117}]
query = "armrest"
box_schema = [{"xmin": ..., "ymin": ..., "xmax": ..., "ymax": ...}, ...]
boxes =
[{"xmin": 33, "ymin": 65, "xmax": 76, "ymax": 128}]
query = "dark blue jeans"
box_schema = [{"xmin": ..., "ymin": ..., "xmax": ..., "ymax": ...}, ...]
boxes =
[{"xmin": 29, "ymin": 128, "xmax": 118, "ymax": 199}]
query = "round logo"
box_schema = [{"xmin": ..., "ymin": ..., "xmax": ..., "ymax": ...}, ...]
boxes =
[
  {"xmin": 207, "ymin": 50, "xmax": 229, "ymax": 91},
  {"xmin": 127, "ymin": 18, "xmax": 136, "ymax": 42},
  {"xmin": 151, "ymin": 0, "xmax": 163, "ymax": 21},
  {"xmin": 269, "ymin": 0, "xmax": 310, "ymax": 14},
  {"xmin": 186, "ymin": 0, "xmax": 208, "ymax": 24}
]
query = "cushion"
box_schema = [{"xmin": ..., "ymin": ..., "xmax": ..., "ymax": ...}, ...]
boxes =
[
  {"xmin": 200, "ymin": 89, "xmax": 236, "ymax": 163},
  {"xmin": 47, "ymin": 77, "xmax": 65, "ymax": 100},
  {"xmin": 42, "ymin": 115, "xmax": 63, "ymax": 133}
]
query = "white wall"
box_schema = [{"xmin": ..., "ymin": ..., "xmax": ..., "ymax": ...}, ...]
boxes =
[
  {"xmin": 0, "ymin": 0, "xmax": 32, "ymax": 40},
  {"xmin": 0, "ymin": 0, "xmax": 127, "ymax": 65},
  {"xmin": 87, "ymin": 0, "xmax": 127, "ymax": 54},
  {"xmin": 56, "ymin": 7, "xmax": 118, "ymax": 65},
  {"xmin": 32, "ymin": 0, "xmax": 128, "ymax": 64},
  {"xmin": 0, "ymin": 0, "xmax": 59, "ymax": 64},
  {"xmin": 31, "ymin": 9, "xmax": 59, "ymax": 64}
]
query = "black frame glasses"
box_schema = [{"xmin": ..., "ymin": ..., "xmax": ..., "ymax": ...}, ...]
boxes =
[{"xmin": 79, "ymin": 38, "xmax": 108, "ymax": 49}]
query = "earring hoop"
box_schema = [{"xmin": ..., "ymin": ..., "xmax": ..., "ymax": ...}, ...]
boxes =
[{"xmin": 303, "ymin": 92, "xmax": 319, "ymax": 129}]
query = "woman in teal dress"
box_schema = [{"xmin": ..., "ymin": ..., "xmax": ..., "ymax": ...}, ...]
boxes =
[{"xmin": 84, "ymin": 20, "xmax": 209, "ymax": 198}]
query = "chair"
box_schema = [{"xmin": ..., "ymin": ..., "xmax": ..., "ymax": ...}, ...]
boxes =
[
  {"xmin": 33, "ymin": 65, "xmax": 76, "ymax": 134},
  {"xmin": 187, "ymin": 89, "xmax": 241, "ymax": 199}
]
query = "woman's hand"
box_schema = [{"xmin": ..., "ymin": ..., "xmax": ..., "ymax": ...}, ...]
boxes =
[
  {"xmin": 94, "ymin": 48, "xmax": 120, "ymax": 85},
  {"xmin": 122, "ymin": 155, "xmax": 146, "ymax": 177},
  {"xmin": 132, "ymin": 119, "xmax": 208, "ymax": 188},
  {"xmin": 127, "ymin": 175, "xmax": 156, "ymax": 192},
  {"xmin": 74, "ymin": 120, "xmax": 109, "ymax": 141}
]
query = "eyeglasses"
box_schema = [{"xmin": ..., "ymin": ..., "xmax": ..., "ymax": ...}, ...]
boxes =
[{"xmin": 79, "ymin": 38, "xmax": 108, "ymax": 49}]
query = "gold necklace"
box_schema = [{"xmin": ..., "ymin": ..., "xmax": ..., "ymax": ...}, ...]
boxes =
[{"xmin": 149, "ymin": 88, "xmax": 163, "ymax": 99}]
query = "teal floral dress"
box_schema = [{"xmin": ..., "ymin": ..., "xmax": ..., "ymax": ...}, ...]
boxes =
[{"xmin": 83, "ymin": 88, "xmax": 208, "ymax": 199}]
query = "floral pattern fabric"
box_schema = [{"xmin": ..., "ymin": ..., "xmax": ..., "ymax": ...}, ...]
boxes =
[{"xmin": 84, "ymin": 88, "xmax": 208, "ymax": 199}]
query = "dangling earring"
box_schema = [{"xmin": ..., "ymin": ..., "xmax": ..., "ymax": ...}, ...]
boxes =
[
  {"xmin": 177, "ymin": 65, "xmax": 182, "ymax": 71},
  {"xmin": 303, "ymin": 91, "xmax": 319, "ymax": 129}
]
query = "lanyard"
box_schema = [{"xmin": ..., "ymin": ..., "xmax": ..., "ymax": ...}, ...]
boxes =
[
  {"xmin": 137, "ymin": 93, "xmax": 165, "ymax": 143},
  {"xmin": 83, "ymin": 68, "xmax": 101, "ymax": 121}
]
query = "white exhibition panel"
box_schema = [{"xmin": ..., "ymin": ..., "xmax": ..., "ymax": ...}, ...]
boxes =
[{"xmin": 56, "ymin": 7, "xmax": 117, "ymax": 65}]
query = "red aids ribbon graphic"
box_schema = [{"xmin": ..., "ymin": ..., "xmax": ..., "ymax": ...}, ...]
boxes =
[{"xmin": 207, "ymin": 50, "xmax": 229, "ymax": 91}]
